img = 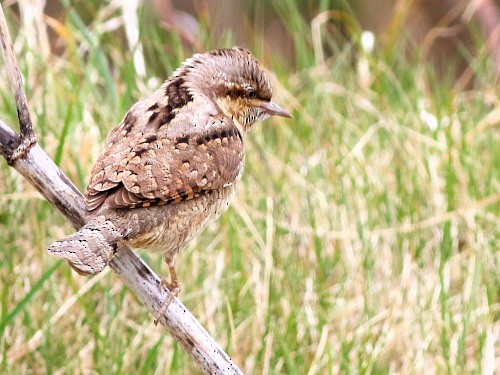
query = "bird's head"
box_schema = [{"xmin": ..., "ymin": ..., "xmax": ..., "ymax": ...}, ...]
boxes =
[{"xmin": 176, "ymin": 47, "xmax": 291, "ymax": 133}]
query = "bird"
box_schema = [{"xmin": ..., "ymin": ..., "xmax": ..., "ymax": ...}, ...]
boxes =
[{"xmin": 48, "ymin": 47, "xmax": 291, "ymax": 321}]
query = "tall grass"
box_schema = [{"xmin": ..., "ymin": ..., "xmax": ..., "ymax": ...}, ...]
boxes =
[{"xmin": 0, "ymin": 1, "xmax": 498, "ymax": 373}]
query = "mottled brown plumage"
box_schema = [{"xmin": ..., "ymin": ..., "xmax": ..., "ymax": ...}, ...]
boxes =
[{"xmin": 48, "ymin": 48, "xmax": 291, "ymax": 319}]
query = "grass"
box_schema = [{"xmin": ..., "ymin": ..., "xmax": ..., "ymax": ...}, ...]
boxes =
[{"xmin": 0, "ymin": 0, "xmax": 499, "ymax": 374}]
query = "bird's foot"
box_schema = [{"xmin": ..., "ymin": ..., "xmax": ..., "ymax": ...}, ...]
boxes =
[{"xmin": 154, "ymin": 278, "xmax": 181, "ymax": 325}]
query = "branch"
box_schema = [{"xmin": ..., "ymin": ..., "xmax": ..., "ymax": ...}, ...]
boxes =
[
  {"xmin": 0, "ymin": 3, "xmax": 36, "ymax": 163},
  {"xmin": 0, "ymin": 4, "xmax": 243, "ymax": 375}
]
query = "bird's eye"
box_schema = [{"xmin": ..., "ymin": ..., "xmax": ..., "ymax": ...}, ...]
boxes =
[{"xmin": 247, "ymin": 89, "xmax": 256, "ymax": 99}]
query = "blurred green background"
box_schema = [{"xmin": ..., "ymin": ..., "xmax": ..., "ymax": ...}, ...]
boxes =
[{"xmin": 0, "ymin": 0, "xmax": 499, "ymax": 374}]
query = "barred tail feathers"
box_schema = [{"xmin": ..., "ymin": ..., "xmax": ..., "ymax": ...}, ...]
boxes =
[{"xmin": 48, "ymin": 216, "xmax": 122, "ymax": 275}]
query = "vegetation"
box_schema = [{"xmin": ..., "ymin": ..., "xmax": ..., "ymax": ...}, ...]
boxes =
[{"xmin": 0, "ymin": 1, "xmax": 498, "ymax": 373}]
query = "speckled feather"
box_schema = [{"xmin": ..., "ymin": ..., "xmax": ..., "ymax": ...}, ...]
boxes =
[
  {"xmin": 85, "ymin": 88, "xmax": 244, "ymax": 211},
  {"xmin": 48, "ymin": 47, "xmax": 290, "ymax": 282}
]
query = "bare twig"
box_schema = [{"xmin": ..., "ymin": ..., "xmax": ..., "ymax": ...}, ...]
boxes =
[
  {"xmin": 0, "ymin": 4, "xmax": 243, "ymax": 375},
  {"xmin": 0, "ymin": 4, "xmax": 36, "ymax": 163}
]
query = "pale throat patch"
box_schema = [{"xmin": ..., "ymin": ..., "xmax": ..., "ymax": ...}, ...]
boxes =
[{"xmin": 215, "ymin": 97, "xmax": 247, "ymax": 135}]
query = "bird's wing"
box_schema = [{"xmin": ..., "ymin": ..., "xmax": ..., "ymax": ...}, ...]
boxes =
[{"xmin": 85, "ymin": 89, "xmax": 244, "ymax": 211}]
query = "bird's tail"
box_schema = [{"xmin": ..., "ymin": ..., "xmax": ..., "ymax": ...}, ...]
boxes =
[{"xmin": 48, "ymin": 216, "xmax": 122, "ymax": 275}]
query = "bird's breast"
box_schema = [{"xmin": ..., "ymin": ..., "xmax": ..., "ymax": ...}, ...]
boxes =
[{"xmin": 123, "ymin": 184, "xmax": 238, "ymax": 256}]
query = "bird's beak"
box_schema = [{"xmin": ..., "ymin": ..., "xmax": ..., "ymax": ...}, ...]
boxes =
[{"xmin": 259, "ymin": 101, "xmax": 292, "ymax": 118}]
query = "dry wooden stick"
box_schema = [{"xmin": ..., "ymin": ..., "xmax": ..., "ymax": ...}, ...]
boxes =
[
  {"xmin": 0, "ymin": 4, "xmax": 243, "ymax": 375},
  {"xmin": 0, "ymin": 4, "xmax": 36, "ymax": 163}
]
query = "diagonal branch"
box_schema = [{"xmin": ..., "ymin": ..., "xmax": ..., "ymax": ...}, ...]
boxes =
[{"xmin": 0, "ymin": 4, "xmax": 243, "ymax": 375}]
